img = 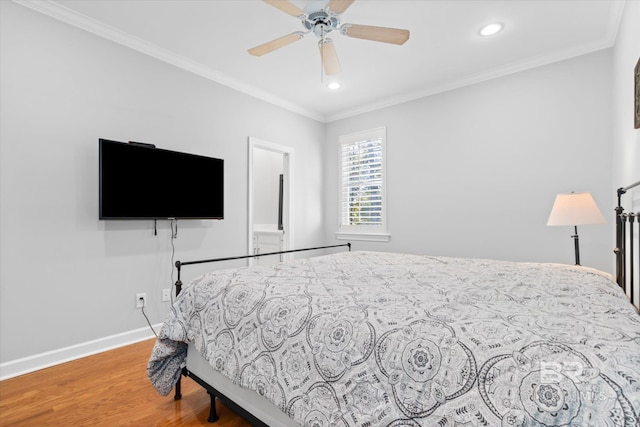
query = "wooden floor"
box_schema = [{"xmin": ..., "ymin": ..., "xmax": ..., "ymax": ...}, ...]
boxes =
[{"xmin": 0, "ymin": 339, "xmax": 252, "ymax": 427}]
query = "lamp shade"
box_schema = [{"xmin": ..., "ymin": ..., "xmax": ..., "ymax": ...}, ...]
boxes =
[{"xmin": 546, "ymin": 192, "xmax": 606, "ymax": 226}]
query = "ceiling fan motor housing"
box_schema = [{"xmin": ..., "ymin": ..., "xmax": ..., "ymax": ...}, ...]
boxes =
[{"xmin": 304, "ymin": 11, "xmax": 340, "ymax": 37}]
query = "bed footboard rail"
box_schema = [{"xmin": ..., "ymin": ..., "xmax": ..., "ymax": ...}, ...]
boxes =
[
  {"xmin": 615, "ymin": 181, "xmax": 640, "ymax": 312},
  {"xmin": 174, "ymin": 243, "xmax": 351, "ymax": 295},
  {"xmin": 170, "ymin": 242, "xmax": 351, "ymax": 409}
]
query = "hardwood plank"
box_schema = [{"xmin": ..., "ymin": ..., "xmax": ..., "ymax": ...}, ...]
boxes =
[{"xmin": 0, "ymin": 340, "xmax": 252, "ymax": 426}]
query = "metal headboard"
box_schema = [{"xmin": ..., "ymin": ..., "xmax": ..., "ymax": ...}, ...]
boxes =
[{"xmin": 614, "ymin": 180, "xmax": 640, "ymax": 311}]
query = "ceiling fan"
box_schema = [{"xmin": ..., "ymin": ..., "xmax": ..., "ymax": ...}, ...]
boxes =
[{"xmin": 248, "ymin": 0, "xmax": 410, "ymax": 75}]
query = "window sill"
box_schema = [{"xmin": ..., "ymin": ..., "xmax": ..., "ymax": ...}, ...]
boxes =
[{"xmin": 336, "ymin": 232, "xmax": 391, "ymax": 242}]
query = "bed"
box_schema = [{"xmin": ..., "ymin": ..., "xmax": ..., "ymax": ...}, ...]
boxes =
[{"xmin": 148, "ymin": 187, "xmax": 640, "ymax": 427}]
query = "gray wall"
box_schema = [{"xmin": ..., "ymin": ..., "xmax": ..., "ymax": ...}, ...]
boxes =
[
  {"xmin": 324, "ymin": 50, "xmax": 614, "ymax": 273},
  {"xmin": 612, "ymin": 0, "xmax": 640, "ymax": 307},
  {"xmin": 0, "ymin": 2, "xmax": 325, "ymax": 364}
]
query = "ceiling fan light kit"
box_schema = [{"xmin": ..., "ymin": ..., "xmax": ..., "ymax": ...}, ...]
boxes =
[{"xmin": 249, "ymin": 0, "xmax": 410, "ymax": 76}]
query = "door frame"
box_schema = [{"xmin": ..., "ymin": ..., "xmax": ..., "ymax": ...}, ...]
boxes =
[{"xmin": 247, "ymin": 137, "xmax": 294, "ymax": 264}]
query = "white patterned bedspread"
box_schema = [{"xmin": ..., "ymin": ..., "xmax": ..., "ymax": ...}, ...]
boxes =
[{"xmin": 148, "ymin": 251, "xmax": 640, "ymax": 427}]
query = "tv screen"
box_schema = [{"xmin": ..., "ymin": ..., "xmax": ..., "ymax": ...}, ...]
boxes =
[{"xmin": 99, "ymin": 139, "xmax": 224, "ymax": 220}]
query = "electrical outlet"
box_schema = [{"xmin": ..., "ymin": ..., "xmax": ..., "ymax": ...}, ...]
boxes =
[
  {"xmin": 136, "ymin": 293, "xmax": 147, "ymax": 309},
  {"xmin": 161, "ymin": 288, "xmax": 171, "ymax": 302}
]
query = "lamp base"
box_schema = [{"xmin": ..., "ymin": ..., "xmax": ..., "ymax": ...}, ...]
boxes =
[{"xmin": 572, "ymin": 225, "xmax": 580, "ymax": 266}]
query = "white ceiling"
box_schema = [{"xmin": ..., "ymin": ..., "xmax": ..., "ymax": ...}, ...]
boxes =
[{"xmin": 19, "ymin": 0, "xmax": 625, "ymax": 122}]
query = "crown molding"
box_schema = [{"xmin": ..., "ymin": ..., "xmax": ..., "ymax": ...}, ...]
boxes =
[
  {"xmin": 326, "ymin": 37, "xmax": 618, "ymax": 123},
  {"xmin": 14, "ymin": 0, "xmax": 626, "ymax": 125},
  {"xmin": 323, "ymin": 0, "xmax": 628, "ymax": 122},
  {"xmin": 13, "ymin": 0, "xmax": 325, "ymax": 122}
]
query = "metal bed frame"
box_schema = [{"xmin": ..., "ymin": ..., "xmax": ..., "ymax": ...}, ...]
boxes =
[
  {"xmin": 615, "ymin": 180, "xmax": 640, "ymax": 312},
  {"xmin": 171, "ymin": 242, "xmax": 351, "ymax": 424}
]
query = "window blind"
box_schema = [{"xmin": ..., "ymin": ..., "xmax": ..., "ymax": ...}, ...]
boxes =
[{"xmin": 340, "ymin": 137, "xmax": 383, "ymax": 226}]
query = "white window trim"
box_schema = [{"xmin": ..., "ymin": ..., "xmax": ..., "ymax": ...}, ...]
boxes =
[
  {"xmin": 336, "ymin": 127, "xmax": 390, "ymax": 242},
  {"xmin": 336, "ymin": 231, "xmax": 390, "ymax": 242}
]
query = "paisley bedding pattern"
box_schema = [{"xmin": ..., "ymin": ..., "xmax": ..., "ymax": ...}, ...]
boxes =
[{"xmin": 148, "ymin": 251, "xmax": 640, "ymax": 426}]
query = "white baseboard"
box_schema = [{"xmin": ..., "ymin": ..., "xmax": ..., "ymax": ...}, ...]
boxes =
[{"xmin": 0, "ymin": 324, "xmax": 162, "ymax": 381}]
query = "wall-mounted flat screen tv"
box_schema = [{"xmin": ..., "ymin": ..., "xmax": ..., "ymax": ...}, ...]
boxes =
[{"xmin": 99, "ymin": 139, "xmax": 224, "ymax": 220}]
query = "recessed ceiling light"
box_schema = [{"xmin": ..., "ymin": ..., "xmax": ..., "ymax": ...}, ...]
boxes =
[
  {"xmin": 327, "ymin": 81, "xmax": 341, "ymax": 90},
  {"xmin": 479, "ymin": 23, "xmax": 504, "ymax": 37}
]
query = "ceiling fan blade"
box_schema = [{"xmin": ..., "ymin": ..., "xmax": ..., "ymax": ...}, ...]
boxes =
[
  {"xmin": 262, "ymin": 0, "xmax": 304, "ymax": 17},
  {"xmin": 327, "ymin": 0, "xmax": 355, "ymax": 14},
  {"xmin": 319, "ymin": 38, "xmax": 341, "ymax": 75},
  {"xmin": 248, "ymin": 32, "xmax": 305, "ymax": 56},
  {"xmin": 341, "ymin": 24, "xmax": 410, "ymax": 45}
]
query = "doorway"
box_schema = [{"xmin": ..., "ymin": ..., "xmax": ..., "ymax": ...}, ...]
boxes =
[{"xmin": 248, "ymin": 137, "xmax": 293, "ymax": 265}]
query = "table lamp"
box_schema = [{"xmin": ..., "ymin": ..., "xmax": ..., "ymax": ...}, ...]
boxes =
[{"xmin": 547, "ymin": 192, "xmax": 605, "ymax": 265}]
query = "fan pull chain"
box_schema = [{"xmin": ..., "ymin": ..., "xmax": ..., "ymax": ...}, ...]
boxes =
[{"xmin": 320, "ymin": 27, "xmax": 325, "ymax": 83}]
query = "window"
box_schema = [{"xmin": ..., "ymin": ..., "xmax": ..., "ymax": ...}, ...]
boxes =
[{"xmin": 337, "ymin": 127, "xmax": 389, "ymax": 241}]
